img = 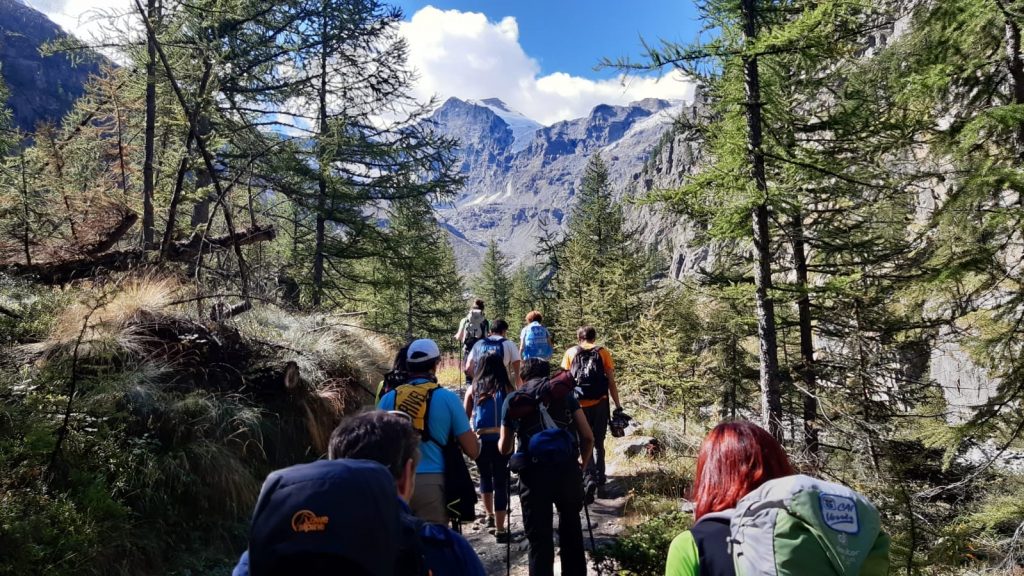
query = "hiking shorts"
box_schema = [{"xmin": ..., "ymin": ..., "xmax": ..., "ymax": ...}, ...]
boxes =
[{"xmin": 410, "ymin": 473, "xmax": 446, "ymax": 524}]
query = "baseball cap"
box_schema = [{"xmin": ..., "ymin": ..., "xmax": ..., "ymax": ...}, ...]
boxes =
[
  {"xmin": 246, "ymin": 459, "xmax": 401, "ymax": 576},
  {"xmin": 406, "ymin": 339, "xmax": 441, "ymax": 362}
]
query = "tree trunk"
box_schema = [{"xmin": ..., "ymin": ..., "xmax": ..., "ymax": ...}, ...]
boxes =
[
  {"xmin": 741, "ymin": 0, "xmax": 783, "ymax": 440},
  {"xmin": 791, "ymin": 211, "xmax": 818, "ymax": 459},
  {"xmin": 142, "ymin": 0, "xmax": 158, "ymax": 248},
  {"xmin": 20, "ymin": 155, "xmax": 31, "ymax": 266},
  {"xmin": 312, "ymin": 9, "xmax": 329, "ymax": 308},
  {"xmin": 995, "ymin": 0, "xmax": 1024, "ymax": 159}
]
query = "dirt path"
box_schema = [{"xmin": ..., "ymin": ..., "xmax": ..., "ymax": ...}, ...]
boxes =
[{"xmin": 460, "ymin": 453, "xmax": 629, "ymax": 575}]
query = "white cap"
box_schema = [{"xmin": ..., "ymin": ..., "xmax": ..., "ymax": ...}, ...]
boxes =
[{"xmin": 407, "ymin": 339, "xmax": 441, "ymax": 363}]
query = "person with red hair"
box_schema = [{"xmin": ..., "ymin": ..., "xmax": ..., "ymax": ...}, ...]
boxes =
[{"xmin": 664, "ymin": 421, "xmax": 794, "ymax": 576}]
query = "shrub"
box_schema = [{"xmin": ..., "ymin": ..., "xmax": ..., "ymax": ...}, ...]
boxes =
[{"xmin": 593, "ymin": 510, "xmax": 691, "ymax": 575}]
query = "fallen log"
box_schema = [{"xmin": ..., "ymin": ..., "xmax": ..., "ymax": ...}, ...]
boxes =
[
  {"xmin": 1, "ymin": 225, "xmax": 277, "ymax": 284},
  {"xmin": 85, "ymin": 211, "xmax": 140, "ymax": 255}
]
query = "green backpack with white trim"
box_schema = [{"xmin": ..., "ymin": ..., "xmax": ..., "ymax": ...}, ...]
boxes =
[{"xmin": 728, "ymin": 474, "xmax": 890, "ymax": 576}]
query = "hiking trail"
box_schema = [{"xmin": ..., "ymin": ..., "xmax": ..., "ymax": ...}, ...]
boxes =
[{"xmin": 458, "ymin": 411, "xmax": 633, "ymax": 575}]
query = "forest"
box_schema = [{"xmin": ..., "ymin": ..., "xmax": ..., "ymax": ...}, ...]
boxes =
[{"xmin": 1, "ymin": 0, "xmax": 1024, "ymax": 574}]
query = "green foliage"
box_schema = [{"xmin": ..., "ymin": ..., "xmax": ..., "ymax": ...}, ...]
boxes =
[
  {"xmin": 507, "ymin": 264, "xmax": 548, "ymax": 330},
  {"xmin": 594, "ymin": 511, "xmax": 691, "ymax": 576},
  {"xmin": 358, "ymin": 197, "xmax": 464, "ymax": 346},
  {"xmin": 547, "ymin": 155, "xmax": 654, "ymax": 344},
  {"xmin": 473, "ymin": 239, "xmax": 511, "ymax": 321}
]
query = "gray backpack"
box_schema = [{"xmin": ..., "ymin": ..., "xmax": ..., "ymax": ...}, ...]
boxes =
[{"xmin": 721, "ymin": 474, "xmax": 890, "ymax": 575}]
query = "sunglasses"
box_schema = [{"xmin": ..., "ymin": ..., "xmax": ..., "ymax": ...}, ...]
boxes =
[{"xmin": 386, "ymin": 410, "xmax": 412, "ymax": 423}]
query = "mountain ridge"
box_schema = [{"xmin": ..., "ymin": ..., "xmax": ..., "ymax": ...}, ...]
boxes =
[
  {"xmin": 430, "ymin": 94, "xmax": 700, "ymax": 272},
  {"xmin": 0, "ymin": 0, "xmax": 103, "ymax": 131}
]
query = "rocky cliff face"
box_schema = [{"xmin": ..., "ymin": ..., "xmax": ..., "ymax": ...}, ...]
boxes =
[
  {"xmin": 0, "ymin": 0, "xmax": 101, "ymax": 131},
  {"xmin": 431, "ymin": 95, "xmax": 704, "ymax": 271}
]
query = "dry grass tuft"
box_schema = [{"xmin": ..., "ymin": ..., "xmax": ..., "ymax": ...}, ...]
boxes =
[{"xmin": 23, "ymin": 276, "xmax": 181, "ymax": 361}]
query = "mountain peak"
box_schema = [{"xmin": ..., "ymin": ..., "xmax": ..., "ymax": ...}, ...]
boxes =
[{"xmin": 479, "ymin": 98, "xmax": 512, "ymax": 112}]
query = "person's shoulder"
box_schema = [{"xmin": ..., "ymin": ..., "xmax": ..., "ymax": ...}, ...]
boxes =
[
  {"xmin": 378, "ymin": 389, "xmax": 397, "ymax": 409},
  {"xmin": 665, "ymin": 530, "xmax": 699, "ymax": 576}
]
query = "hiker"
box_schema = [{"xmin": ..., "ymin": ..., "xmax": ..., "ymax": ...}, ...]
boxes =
[
  {"xmin": 455, "ymin": 299, "xmax": 489, "ymax": 384},
  {"xmin": 664, "ymin": 421, "xmax": 891, "ymax": 576},
  {"xmin": 378, "ymin": 338, "xmax": 480, "ymax": 524},
  {"xmin": 499, "ymin": 358, "xmax": 595, "ymax": 576},
  {"xmin": 464, "ymin": 352, "xmax": 515, "ymax": 542},
  {"xmin": 560, "ymin": 326, "xmax": 621, "ymax": 488},
  {"xmin": 519, "ymin": 310, "xmax": 554, "ymax": 361},
  {"xmin": 231, "ymin": 411, "xmax": 486, "ymax": 576},
  {"xmin": 231, "ymin": 458, "xmax": 404, "ymax": 576},
  {"xmin": 465, "ymin": 318, "xmax": 522, "ymax": 388},
  {"xmin": 328, "ymin": 411, "xmax": 486, "ymax": 576}
]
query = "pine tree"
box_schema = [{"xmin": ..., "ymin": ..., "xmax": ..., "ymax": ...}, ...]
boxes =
[
  {"xmin": 508, "ymin": 265, "xmax": 547, "ymax": 333},
  {"xmin": 360, "ymin": 196, "xmax": 464, "ymax": 345},
  {"xmin": 474, "ymin": 239, "xmax": 511, "ymax": 321},
  {"xmin": 547, "ymin": 155, "xmax": 652, "ymax": 344}
]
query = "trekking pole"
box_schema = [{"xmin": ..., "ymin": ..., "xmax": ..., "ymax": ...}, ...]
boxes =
[
  {"xmin": 506, "ymin": 473, "xmax": 512, "ymax": 576},
  {"xmin": 583, "ymin": 501, "xmax": 600, "ymax": 576}
]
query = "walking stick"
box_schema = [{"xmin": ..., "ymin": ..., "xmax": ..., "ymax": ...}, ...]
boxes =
[
  {"xmin": 506, "ymin": 472, "xmax": 512, "ymax": 576},
  {"xmin": 583, "ymin": 501, "xmax": 600, "ymax": 576}
]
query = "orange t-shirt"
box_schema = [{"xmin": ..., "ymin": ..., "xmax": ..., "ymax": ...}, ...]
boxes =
[{"xmin": 560, "ymin": 343, "xmax": 614, "ymax": 407}]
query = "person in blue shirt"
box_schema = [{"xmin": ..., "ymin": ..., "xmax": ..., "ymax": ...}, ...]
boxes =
[
  {"xmin": 232, "ymin": 411, "xmax": 486, "ymax": 576},
  {"xmin": 378, "ymin": 338, "xmax": 480, "ymax": 524},
  {"xmin": 519, "ymin": 310, "xmax": 554, "ymax": 361}
]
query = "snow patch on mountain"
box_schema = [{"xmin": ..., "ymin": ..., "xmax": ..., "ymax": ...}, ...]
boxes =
[{"xmin": 468, "ymin": 98, "xmax": 543, "ymax": 153}]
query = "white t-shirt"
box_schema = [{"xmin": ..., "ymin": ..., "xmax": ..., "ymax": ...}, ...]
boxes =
[{"xmin": 465, "ymin": 335, "xmax": 521, "ymax": 382}]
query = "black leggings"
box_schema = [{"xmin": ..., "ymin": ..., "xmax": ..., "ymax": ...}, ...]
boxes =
[{"xmin": 476, "ymin": 440, "xmax": 510, "ymax": 511}]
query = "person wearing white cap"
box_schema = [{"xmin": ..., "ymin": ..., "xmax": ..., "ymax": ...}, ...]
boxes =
[{"xmin": 377, "ymin": 338, "xmax": 480, "ymax": 524}]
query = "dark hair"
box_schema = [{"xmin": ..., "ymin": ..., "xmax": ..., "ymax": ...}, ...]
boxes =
[
  {"xmin": 577, "ymin": 326, "xmax": 597, "ymax": 342},
  {"xmin": 492, "ymin": 319, "xmax": 509, "ymax": 334},
  {"xmin": 392, "ymin": 345, "xmax": 409, "ymax": 372},
  {"xmin": 520, "ymin": 358, "xmax": 550, "ymax": 381},
  {"xmin": 328, "ymin": 411, "xmax": 420, "ymax": 479},
  {"xmin": 692, "ymin": 421, "xmax": 793, "ymax": 519},
  {"xmin": 474, "ymin": 353, "xmax": 512, "ymax": 396},
  {"xmin": 525, "ymin": 310, "xmax": 543, "ymax": 323},
  {"xmin": 407, "ymin": 356, "xmax": 439, "ymax": 374},
  {"xmin": 474, "ymin": 299, "xmax": 485, "ymax": 310}
]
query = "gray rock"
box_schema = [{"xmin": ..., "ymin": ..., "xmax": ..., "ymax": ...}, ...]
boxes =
[{"xmin": 617, "ymin": 436, "xmax": 657, "ymax": 458}]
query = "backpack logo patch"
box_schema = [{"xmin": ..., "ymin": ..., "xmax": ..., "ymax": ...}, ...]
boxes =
[
  {"xmin": 291, "ymin": 509, "xmax": 329, "ymax": 533},
  {"xmin": 820, "ymin": 493, "xmax": 859, "ymax": 534}
]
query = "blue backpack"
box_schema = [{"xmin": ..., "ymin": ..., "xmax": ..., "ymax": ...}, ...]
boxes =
[
  {"xmin": 472, "ymin": 387, "xmax": 506, "ymax": 440},
  {"xmin": 521, "ymin": 323, "xmax": 553, "ymax": 360},
  {"xmin": 473, "ymin": 338, "xmax": 506, "ymax": 374}
]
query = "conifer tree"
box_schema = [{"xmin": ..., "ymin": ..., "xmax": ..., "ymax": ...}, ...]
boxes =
[
  {"xmin": 474, "ymin": 239, "xmax": 511, "ymax": 321},
  {"xmin": 361, "ymin": 196, "xmax": 463, "ymax": 344},
  {"xmin": 508, "ymin": 265, "xmax": 547, "ymax": 333},
  {"xmin": 548, "ymin": 155, "xmax": 651, "ymax": 344}
]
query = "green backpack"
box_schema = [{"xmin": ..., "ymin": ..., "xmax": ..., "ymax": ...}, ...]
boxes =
[{"xmin": 724, "ymin": 474, "xmax": 890, "ymax": 575}]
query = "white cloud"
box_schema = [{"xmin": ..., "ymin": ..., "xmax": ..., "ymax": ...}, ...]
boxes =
[
  {"xmin": 24, "ymin": 0, "xmax": 137, "ymax": 46},
  {"xmin": 25, "ymin": 1, "xmax": 695, "ymax": 126},
  {"xmin": 400, "ymin": 6, "xmax": 695, "ymax": 125}
]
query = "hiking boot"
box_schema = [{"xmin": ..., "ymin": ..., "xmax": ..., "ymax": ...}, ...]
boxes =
[
  {"xmin": 583, "ymin": 477, "xmax": 598, "ymax": 506},
  {"xmin": 485, "ymin": 514, "xmax": 495, "ymax": 529},
  {"xmin": 495, "ymin": 530, "xmax": 511, "ymax": 544}
]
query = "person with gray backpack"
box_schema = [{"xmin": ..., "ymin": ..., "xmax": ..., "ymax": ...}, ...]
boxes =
[
  {"xmin": 455, "ymin": 300, "xmax": 489, "ymax": 385},
  {"xmin": 664, "ymin": 421, "xmax": 890, "ymax": 576}
]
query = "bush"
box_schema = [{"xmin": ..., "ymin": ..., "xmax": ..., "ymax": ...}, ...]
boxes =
[{"xmin": 593, "ymin": 510, "xmax": 691, "ymax": 575}]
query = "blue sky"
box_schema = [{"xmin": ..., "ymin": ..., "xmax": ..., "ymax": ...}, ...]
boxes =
[
  {"xmin": 28, "ymin": 0, "xmax": 702, "ymax": 124},
  {"xmin": 390, "ymin": 1, "xmax": 702, "ymax": 79}
]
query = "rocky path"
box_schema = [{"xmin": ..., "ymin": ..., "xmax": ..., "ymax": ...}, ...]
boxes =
[{"xmin": 460, "ymin": 458, "xmax": 629, "ymax": 575}]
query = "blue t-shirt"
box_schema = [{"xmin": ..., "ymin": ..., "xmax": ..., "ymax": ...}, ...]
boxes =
[{"xmin": 379, "ymin": 380, "xmax": 471, "ymax": 474}]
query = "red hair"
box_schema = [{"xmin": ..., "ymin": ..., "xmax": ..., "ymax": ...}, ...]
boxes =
[{"xmin": 691, "ymin": 421, "xmax": 793, "ymax": 519}]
